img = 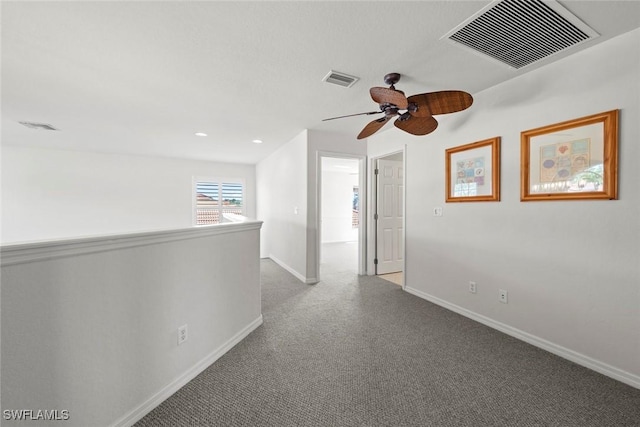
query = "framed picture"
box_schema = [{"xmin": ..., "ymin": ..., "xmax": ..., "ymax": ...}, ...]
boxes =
[
  {"xmin": 520, "ymin": 110, "xmax": 618, "ymax": 201},
  {"xmin": 445, "ymin": 137, "xmax": 500, "ymax": 202}
]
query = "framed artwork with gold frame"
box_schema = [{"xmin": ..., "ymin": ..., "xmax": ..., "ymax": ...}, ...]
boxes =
[
  {"xmin": 520, "ymin": 110, "xmax": 618, "ymax": 201},
  {"xmin": 445, "ymin": 137, "xmax": 500, "ymax": 202}
]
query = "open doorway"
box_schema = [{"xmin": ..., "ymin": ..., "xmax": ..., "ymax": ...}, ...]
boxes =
[
  {"xmin": 318, "ymin": 155, "xmax": 366, "ymax": 277},
  {"xmin": 373, "ymin": 151, "xmax": 405, "ymax": 287}
]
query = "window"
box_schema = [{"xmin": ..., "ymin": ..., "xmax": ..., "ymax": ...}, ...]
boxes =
[
  {"xmin": 195, "ymin": 180, "xmax": 244, "ymax": 225},
  {"xmin": 352, "ymin": 186, "xmax": 359, "ymax": 228}
]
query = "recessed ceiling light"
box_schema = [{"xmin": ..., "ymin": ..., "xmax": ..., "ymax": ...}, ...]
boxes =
[
  {"xmin": 195, "ymin": 132, "xmax": 207, "ymax": 137},
  {"xmin": 252, "ymin": 139, "xmax": 263, "ymax": 144}
]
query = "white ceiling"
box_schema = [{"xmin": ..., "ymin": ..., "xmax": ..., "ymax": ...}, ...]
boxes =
[{"xmin": 2, "ymin": 1, "xmax": 639, "ymax": 165}]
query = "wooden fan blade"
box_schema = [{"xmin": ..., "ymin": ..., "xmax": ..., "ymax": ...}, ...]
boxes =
[
  {"xmin": 407, "ymin": 91, "xmax": 473, "ymax": 117},
  {"xmin": 357, "ymin": 116, "xmax": 392, "ymax": 140},
  {"xmin": 394, "ymin": 115, "xmax": 438, "ymax": 136},
  {"xmin": 370, "ymin": 87, "xmax": 408, "ymax": 109}
]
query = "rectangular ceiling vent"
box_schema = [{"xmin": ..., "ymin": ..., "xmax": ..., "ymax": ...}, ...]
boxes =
[
  {"xmin": 19, "ymin": 121, "xmax": 59, "ymax": 131},
  {"xmin": 322, "ymin": 70, "xmax": 359, "ymax": 88},
  {"xmin": 443, "ymin": 0, "xmax": 599, "ymax": 70}
]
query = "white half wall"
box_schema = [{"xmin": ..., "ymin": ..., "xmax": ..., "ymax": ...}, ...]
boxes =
[
  {"xmin": 1, "ymin": 221, "xmax": 263, "ymax": 427},
  {"xmin": 368, "ymin": 29, "xmax": 640, "ymax": 387},
  {"xmin": 0, "ymin": 146, "xmax": 256, "ymax": 244}
]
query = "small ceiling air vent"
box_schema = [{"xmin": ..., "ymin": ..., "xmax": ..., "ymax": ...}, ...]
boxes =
[
  {"xmin": 19, "ymin": 121, "xmax": 59, "ymax": 131},
  {"xmin": 443, "ymin": 0, "xmax": 599, "ymax": 69},
  {"xmin": 322, "ymin": 70, "xmax": 359, "ymax": 88}
]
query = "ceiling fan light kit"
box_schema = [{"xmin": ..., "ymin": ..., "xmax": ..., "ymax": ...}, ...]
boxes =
[{"xmin": 323, "ymin": 73, "xmax": 473, "ymax": 140}]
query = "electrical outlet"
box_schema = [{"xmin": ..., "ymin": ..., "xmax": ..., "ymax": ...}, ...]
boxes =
[
  {"xmin": 498, "ymin": 289, "xmax": 508, "ymax": 304},
  {"xmin": 433, "ymin": 207, "xmax": 443, "ymax": 217},
  {"xmin": 469, "ymin": 281, "xmax": 477, "ymax": 293},
  {"xmin": 178, "ymin": 324, "xmax": 188, "ymax": 345}
]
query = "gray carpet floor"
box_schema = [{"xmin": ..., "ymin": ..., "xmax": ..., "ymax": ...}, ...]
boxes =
[{"xmin": 135, "ymin": 259, "xmax": 640, "ymax": 426}]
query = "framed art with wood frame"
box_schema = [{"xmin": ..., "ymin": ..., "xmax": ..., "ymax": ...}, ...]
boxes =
[
  {"xmin": 520, "ymin": 110, "xmax": 618, "ymax": 201},
  {"xmin": 445, "ymin": 137, "xmax": 500, "ymax": 202}
]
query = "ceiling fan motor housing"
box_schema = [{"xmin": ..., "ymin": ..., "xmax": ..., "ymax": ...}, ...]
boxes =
[{"xmin": 383, "ymin": 72, "xmax": 401, "ymax": 86}]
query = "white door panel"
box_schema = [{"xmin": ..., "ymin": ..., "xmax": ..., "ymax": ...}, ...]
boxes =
[
  {"xmin": 383, "ymin": 228, "xmax": 393, "ymax": 261},
  {"xmin": 376, "ymin": 159, "xmax": 403, "ymax": 274},
  {"xmin": 383, "ymin": 184, "xmax": 394, "ymax": 217}
]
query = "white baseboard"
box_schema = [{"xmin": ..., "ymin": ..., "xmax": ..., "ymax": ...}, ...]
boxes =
[
  {"xmin": 112, "ymin": 315, "xmax": 264, "ymax": 427},
  {"xmin": 404, "ymin": 286, "xmax": 640, "ymax": 390},
  {"xmin": 269, "ymin": 254, "xmax": 317, "ymax": 284}
]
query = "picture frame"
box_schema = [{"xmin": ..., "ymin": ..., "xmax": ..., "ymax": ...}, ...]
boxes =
[
  {"xmin": 445, "ymin": 137, "xmax": 500, "ymax": 202},
  {"xmin": 520, "ymin": 110, "xmax": 618, "ymax": 201}
]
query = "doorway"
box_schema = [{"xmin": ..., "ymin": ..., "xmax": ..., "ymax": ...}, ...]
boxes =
[
  {"xmin": 318, "ymin": 154, "xmax": 366, "ymax": 277},
  {"xmin": 374, "ymin": 151, "xmax": 405, "ymax": 287}
]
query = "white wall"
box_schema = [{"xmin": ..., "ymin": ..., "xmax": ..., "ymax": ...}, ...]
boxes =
[
  {"xmin": 1, "ymin": 222, "xmax": 263, "ymax": 427},
  {"xmin": 321, "ymin": 170, "xmax": 358, "ymax": 243},
  {"xmin": 256, "ymin": 130, "xmax": 309, "ymax": 280},
  {"xmin": 257, "ymin": 129, "xmax": 366, "ymax": 282},
  {"xmin": 0, "ymin": 146, "xmax": 256, "ymax": 243},
  {"xmin": 368, "ymin": 29, "xmax": 640, "ymax": 387}
]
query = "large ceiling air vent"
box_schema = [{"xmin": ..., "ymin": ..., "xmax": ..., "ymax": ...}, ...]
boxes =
[
  {"xmin": 19, "ymin": 121, "xmax": 59, "ymax": 131},
  {"xmin": 322, "ymin": 70, "xmax": 359, "ymax": 88},
  {"xmin": 443, "ymin": 0, "xmax": 599, "ymax": 69}
]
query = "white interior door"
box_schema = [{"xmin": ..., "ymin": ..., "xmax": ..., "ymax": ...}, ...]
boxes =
[{"xmin": 376, "ymin": 158, "xmax": 403, "ymax": 274}]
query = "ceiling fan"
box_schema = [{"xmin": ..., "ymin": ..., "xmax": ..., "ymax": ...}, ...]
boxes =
[{"xmin": 323, "ymin": 73, "xmax": 473, "ymax": 139}]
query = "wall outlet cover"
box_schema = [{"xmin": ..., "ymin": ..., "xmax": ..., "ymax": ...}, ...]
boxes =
[
  {"xmin": 469, "ymin": 281, "xmax": 477, "ymax": 293},
  {"xmin": 499, "ymin": 289, "xmax": 508, "ymax": 304},
  {"xmin": 178, "ymin": 324, "xmax": 188, "ymax": 345}
]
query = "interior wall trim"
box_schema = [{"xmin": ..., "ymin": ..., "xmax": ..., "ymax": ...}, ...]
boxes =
[
  {"xmin": 1, "ymin": 221, "xmax": 263, "ymax": 266},
  {"xmin": 269, "ymin": 254, "xmax": 317, "ymax": 284},
  {"xmin": 111, "ymin": 315, "xmax": 264, "ymax": 427},
  {"xmin": 404, "ymin": 286, "xmax": 640, "ymax": 390}
]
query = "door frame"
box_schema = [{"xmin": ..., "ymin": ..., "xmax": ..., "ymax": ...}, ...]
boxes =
[
  {"xmin": 316, "ymin": 151, "xmax": 367, "ymax": 279},
  {"xmin": 369, "ymin": 149, "xmax": 406, "ymax": 288}
]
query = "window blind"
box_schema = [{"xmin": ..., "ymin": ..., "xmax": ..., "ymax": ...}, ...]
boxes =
[{"xmin": 195, "ymin": 181, "xmax": 243, "ymax": 225}]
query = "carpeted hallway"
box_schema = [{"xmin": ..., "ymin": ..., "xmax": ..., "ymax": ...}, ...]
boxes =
[{"xmin": 135, "ymin": 259, "xmax": 640, "ymax": 426}]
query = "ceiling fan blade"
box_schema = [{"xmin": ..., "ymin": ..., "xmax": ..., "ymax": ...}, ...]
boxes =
[
  {"xmin": 407, "ymin": 91, "xmax": 473, "ymax": 117},
  {"xmin": 370, "ymin": 87, "xmax": 408, "ymax": 109},
  {"xmin": 394, "ymin": 115, "xmax": 438, "ymax": 136},
  {"xmin": 357, "ymin": 116, "xmax": 392, "ymax": 140},
  {"xmin": 322, "ymin": 111, "xmax": 382, "ymax": 121}
]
